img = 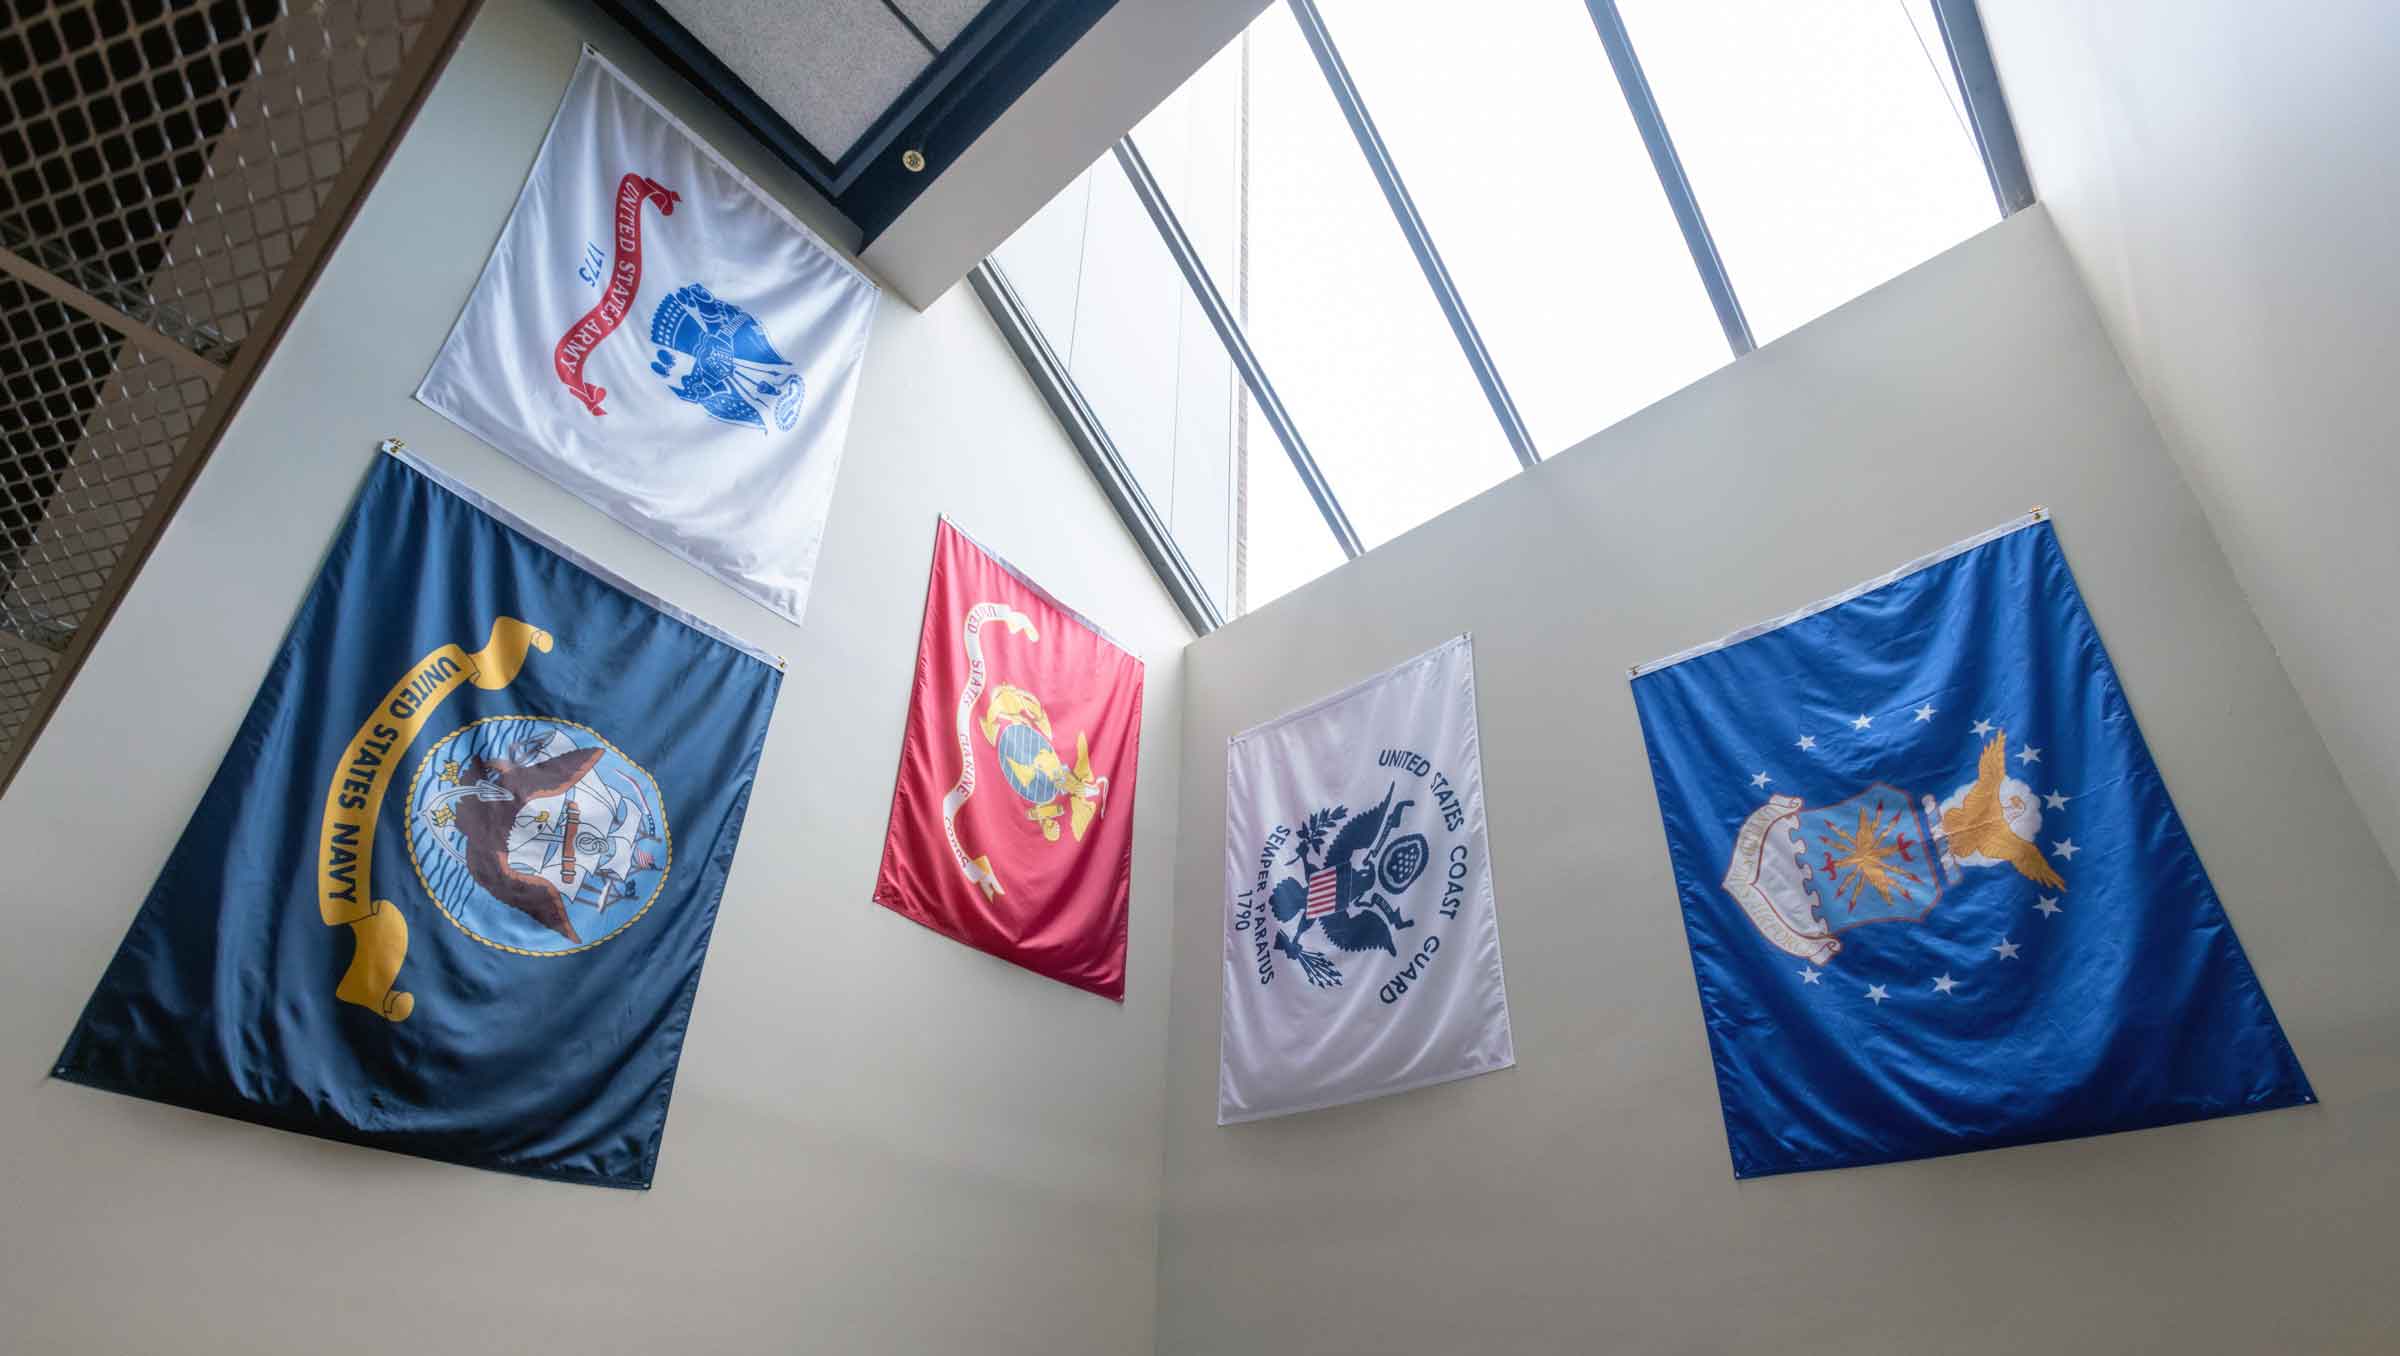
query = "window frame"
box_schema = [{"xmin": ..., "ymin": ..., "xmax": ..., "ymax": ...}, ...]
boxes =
[{"xmin": 973, "ymin": 0, "xmax": 2032, "ymax": 630}]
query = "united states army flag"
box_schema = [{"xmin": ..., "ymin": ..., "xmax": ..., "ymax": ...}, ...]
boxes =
[
  {"xmin": 418, "ymin": 48, "xmax": 877, "ymax": 624},
  {"xmin": 1220, "ymin": 636, "xmax": 1515, "ymax": 1123}
]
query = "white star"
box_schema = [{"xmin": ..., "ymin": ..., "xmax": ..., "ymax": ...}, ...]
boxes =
[
  {"xmin": 1851, "ymin": 713, "xmax": 1874, "ymax": 731},
  {"xmin": 1932, "ymin": 973, "xmax": 1960, "ymax": 995},
  {"xmin": 1970, "ymin": 718, "xmax": 1995, "ymax": 738},
  {"xmin": 1798, "ymin": 967, "xmax": 1823, "ymax": 985},
  {"xmin": 1914, "ymin": 703, "xmax": 1937, "ymax": 722},
  {"xmin": 2017, "ymin": 744, "xmax": 2043, "ymax": 764},
  {"xmin": 2043, "ymin": 789, "xmax": 2070, "ymax": 811},
  {"xmin": 1993, "ymin": 937, "xmax": 2021, "ymax": 960},
  {"xmin": 1751, "ymin": 771, "xmax": 1772, "ymax": 788},
  {"xmin": 1795, "ymin": 735, "xmax": 1817, "ymax": 752},
  {"xmin": 2034, "ymin": 896, "xmax": 2063, "ymax": 917},
  {"xmin": 1864, "ymin": 984, "xmax": 1889, "ymax": 1005},
  {"xmin": 2053, "ymin": 838, "xmax": 2080, "ymax": 861}
]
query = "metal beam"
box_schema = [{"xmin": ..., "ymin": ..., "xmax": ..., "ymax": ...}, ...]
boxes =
[
  {"xmin": 1930, "ymin": 0, "xmax": 2036, "ymax": 216},
  {"xmin": 1112, "ymin": 137, "xmax": 1364, "ymax": 559},
  {"xmin": 1583, "ymin": 0, "xmax": 1755, "ymax": 357},
  {"xmin": 1285, "ymin": 0, "xmax": 1541, "ymax": 468},
  {"xmin": 969, "ymin": 261, "xmax": 1226, "ymax": 634},
  {"xmin": 0, "ymin": 244, "xmax": 227, "ymax": 381},
  {"xmin": 0, "ymin": 0, "xmax": 485, "ymax": 801}
]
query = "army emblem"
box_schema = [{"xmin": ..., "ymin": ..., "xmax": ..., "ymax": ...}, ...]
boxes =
[{"xmin": 647, "ymin": 282, "xmax": 804, "ymax": 432}]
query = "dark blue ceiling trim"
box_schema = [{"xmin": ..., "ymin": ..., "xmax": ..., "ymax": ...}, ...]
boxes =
[{"xmin": 591, "ymin": 0, "xmax": 1121, "ymax": 243}]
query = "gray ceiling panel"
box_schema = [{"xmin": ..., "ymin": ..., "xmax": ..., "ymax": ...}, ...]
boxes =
[
  {"xmin": 892, "ymin": 0, "xmax": 997, "ymax": 49},
  {"xmin": 657, "ymin": 0, "xmax": 932, "ymax": 160}
]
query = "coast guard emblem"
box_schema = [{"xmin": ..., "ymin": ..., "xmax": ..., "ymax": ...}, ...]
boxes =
[
  {"xmin": 648, "ymin": 282, "xmax": 804, "ymax": 432},
  {"xmin": 1237, "ymin": 748, "xmax": 1472, "ymax": 1002}
]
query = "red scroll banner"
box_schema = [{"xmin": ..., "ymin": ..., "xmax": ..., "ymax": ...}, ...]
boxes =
[{"xmin": 554, "ymin": 172, "xmax": 679, "ymax": 416}]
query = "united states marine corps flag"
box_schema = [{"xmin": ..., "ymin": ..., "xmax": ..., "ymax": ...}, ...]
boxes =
[
  {"xmin": 1630, "ymin": 512, "xmax": 2313, "ymax": 1177},
  {"xmin": 1220, "ymin": 637, "xmax": 1515, "ymax": 1123},
  {"xmin": 871, "ymin": 520, "xmax": 1144, "ymax": 1000},
  {"xmin": 53, "ymin": 448, "xmax": 781, "ymax": 1188}
]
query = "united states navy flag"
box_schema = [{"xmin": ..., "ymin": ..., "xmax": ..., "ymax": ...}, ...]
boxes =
[
  {"xmin": 1631, "ymin": 513, "xmax": 2311, "ymax": 1177},
  {"xmin": 53, "ymin": 447, "xmax": 781, "ymax": 1188}
]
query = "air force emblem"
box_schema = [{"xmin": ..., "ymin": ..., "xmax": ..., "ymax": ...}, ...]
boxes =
[{"xmin": 1724, "ymin": 731, "xmax": 2065, "ymax": 964}]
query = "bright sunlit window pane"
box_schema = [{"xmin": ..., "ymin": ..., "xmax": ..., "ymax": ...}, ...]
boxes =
[
  {"xmin": 1152, "ymin": 6, "xmax": 1520, "ymax": 551},
  {"xmin": 1237, "ymin": 388, "xmax": 1348, "ymax": 612},
  {"xmin": 992, "ymin": 159, "xmax": 1239, "ymax": 613},
  {"xmin": 1315, "ymin": 0, "xmax": 1732, "ymax": 455},
  {"xmin": 1618, "ymin": 0, "xmax": 1998, "ymax": 344}
]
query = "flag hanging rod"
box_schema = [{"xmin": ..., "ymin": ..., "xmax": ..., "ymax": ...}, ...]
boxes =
[{"xmin": 1629, "ymin": 508, "xmax": 2050, "ymax": 679}]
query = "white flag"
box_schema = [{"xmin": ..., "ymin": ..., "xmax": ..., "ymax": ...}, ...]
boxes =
[
  {"xmin": 1220, "ymin": 635, "xmax": 1514, "ymax": 1123},
  {"xmin": 418, "ymin": 49, "xmax": 878, "ymax": 625}
]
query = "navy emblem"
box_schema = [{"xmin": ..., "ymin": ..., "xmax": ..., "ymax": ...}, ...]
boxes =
[
  {"xmin": 408, "ymin": 717, "xmax": 669, "ymax": 954},
  {"xmin": 647, "ymin": 282, "xmax": 804, "ymax": 433}
]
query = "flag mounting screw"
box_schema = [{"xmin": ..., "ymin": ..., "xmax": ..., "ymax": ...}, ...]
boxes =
[
  {"xmin": 900, "ymin": 147, "xmax": 926, "ymax": 173},
  {"xmin": 378, "ymin": 437, "xmax": 408, "ymax": 456}
]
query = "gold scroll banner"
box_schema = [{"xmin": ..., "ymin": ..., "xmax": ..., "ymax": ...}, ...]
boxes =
[{"xmin": 317, "ymin": 617, "xmax": 551, "ymax": 1022}]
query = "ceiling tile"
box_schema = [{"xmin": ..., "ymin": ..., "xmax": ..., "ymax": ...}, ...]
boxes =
[
  {"xmin": 892, "ymin": 0, "xmax": 995, "ymax": 50},
  {"xmin": 658, "ymin": 0, "xmax": 933, "ymax": 161}
]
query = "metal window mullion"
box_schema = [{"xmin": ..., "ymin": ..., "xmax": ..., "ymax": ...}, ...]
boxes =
[
  {"xmin": 970, "ymin": 260, "xmax": 1228, "ymax": 633},
  {"xmin": 1583, "ymin": 0, "xmax": 1755, "ymax": 358},
  {"xmin": 1929, "ymin": 0, "xmax": 2035, "ymax": 216},
  {"xmin": 1284, "ymin": 0, "xmax": 1541, "ymax": 468},
  {"xmin": 1111, "ymin": 138, "xmax": 1364, "ymax": 560}
]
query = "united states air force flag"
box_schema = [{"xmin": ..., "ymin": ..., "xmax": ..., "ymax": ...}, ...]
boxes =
[
  {"xmin": 53, "ymin": 448, "xmax": 782, "ymax": 1188},
  {"xmin": 418, "ymin": 48, "xmax": 878, "ymax": 625},
  {"xmin": 1630, "ymin": 513, "xmax": 2312, "ymax": 1177},
  {"xmin": 1221, "ymin": 637, "xmax": 1514, "ymax": 1123}
]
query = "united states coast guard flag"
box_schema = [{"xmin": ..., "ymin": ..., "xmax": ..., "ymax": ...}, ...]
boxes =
[
  {"xmin": 1630, "ymin": 514, "xmax": 2312, "ymax": 1177},
  {"xmin": 418, "ymin": 48, "xmax": 878, "ymax": 625},
  {"xmin": 53, "ymin": 448, "xmax": 782, "ymax": 1188},
  {"xmin": 872, "ymin": 520, "xmax": 1145, "ymax": 1000},
  {"xmin": 1221, "ymin": 637, "xmax": 1514, "ymax": 1123}
]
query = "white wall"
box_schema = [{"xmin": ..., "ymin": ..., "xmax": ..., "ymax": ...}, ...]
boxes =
[
  {"xmin": 0, "ymin": 0, "xmax": 1190, "ymax": 1352},
  {"xmin": 1977, "ymin": 1, "xmax": 2400, "ymax": 878},
  {"xmin": 1156, "ymin": 210, "xmax": 2400, "ymax": 1355}
]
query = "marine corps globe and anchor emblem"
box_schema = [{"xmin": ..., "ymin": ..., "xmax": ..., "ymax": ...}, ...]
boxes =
[{"xmin": 943, "ymin": 601, "xmax": 1113, "ymax": 900}]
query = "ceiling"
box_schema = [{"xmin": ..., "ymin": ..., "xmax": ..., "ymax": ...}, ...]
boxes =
[
  {"xmin": 652, "ymin": 0, "xmax": 1003, "ymax": 162},
  {"xmin": 595, "ymin": 0, "xmax": 1272, "ymax": 307}
]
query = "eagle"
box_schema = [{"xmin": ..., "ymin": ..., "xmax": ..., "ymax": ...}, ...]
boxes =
[
  {"xmin": 450, "ymin": 745, "xmax": 608, "ymax": 943},
  {"xmin": 1940, "ymin": 732, "xmax": 2064, "ymax": 890},
  {"xmin": 1269, "ymin": 784, "xmax": 1417, "ymax": 983}
]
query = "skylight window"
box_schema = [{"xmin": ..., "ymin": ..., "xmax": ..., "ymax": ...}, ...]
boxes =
[
  {"xmin": 1616, "ymin": 0, "xmax": 2000, "ymax": 342},
  {"xmin": 977, "ymin": 0, "xmax": 2028, "ymax": 630}
]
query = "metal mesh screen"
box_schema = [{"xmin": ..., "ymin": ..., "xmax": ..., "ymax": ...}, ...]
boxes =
[{"xmin": 0, "ymin": 0, "xmax": 441, "ymax": 775}]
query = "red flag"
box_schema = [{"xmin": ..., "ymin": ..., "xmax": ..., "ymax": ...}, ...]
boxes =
[{"xmin": 872, "ymin": 520, "xmax": 1146, "ymax": 999}]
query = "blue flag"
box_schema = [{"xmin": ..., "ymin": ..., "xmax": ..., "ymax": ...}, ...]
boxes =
[
  {"xmin": 1630, "ymin": 514, "xmax": 2311, "ymax": 1177},
  {"xmin": 54, "ymin": 449, "xmax": 781, "ymax": 1188}
]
